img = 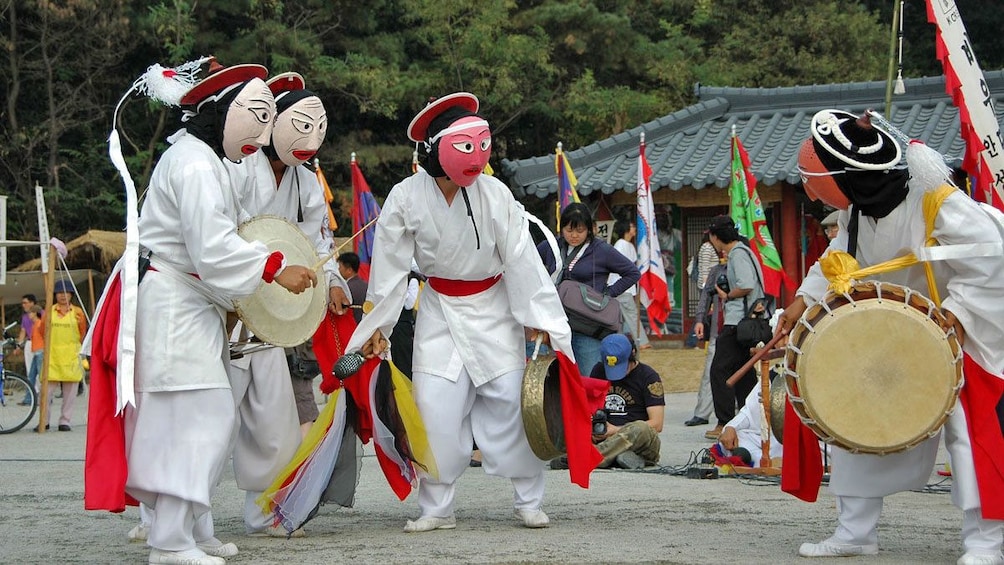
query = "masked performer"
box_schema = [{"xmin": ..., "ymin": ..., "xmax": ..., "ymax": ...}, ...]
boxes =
[
  {"xmin": 84, "ymin": 59, "xmax": 317, "ymax": 565},
  {"xmin": 780, "ymin": 109, "xmax": 1004, "ymax": 565},
  {"xmin": 224, "ymin": 72, "xmax": 351, "ymax": 537},
  {"xmin": 342, "ymin": 93, "xmax": 580, "ymax": 532}
]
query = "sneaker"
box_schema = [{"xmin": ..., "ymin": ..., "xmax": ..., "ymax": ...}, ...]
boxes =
[
  {"xmin": 614, "ymin": 451, "xmax": 647, "ymax": 470},
  {"xmin": 957, "ymin": 550, "xmax": 1004, "ymax": 565},
  {"xmin": 403, "ymin": 515, "xmax": 456, "ymax": 533},
  {"xmin": 514, "ymin": 508, "xmax": 550, "ymax": 528},
  {"xmin": 148, "ymin": 548, "xmax": 225, "ymax": 565},
  {"xmin": 128, "ymin": 523, "xmax": 149, "ymax": 542},
  {"xmin": 548, "ymin": 456, "xmax": 569, "ymax": 470},
  {"xmin": 247, "ymin": 525, "xmax": 305, "ymax": 538},
  {"xmin": 704, "ymin": 425, "xmax": 724, "ymax": 440},
  {"xmin": 195, "ymin": 539, "xmax": 238, "ymax": 558},
  {"xmin": 798, "ymin": 537, "xmax": 879, "ymax": 557}
]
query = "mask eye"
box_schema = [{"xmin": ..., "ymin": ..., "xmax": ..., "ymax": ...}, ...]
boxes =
[
  {"xmin": 451, "ymin": 141, "xmax": 475, "ymax": 154},
  {"xmin": 318, "ymin": 118, "xmax": 328, "ymax": 134},
  {"xmin": 292, "ymin": 118, "xmax": 313, "ymax": 134},
  {"xmin": 251, "ymin": 106, "xmax": 273, "ymax": 124},
  {"xmin": 480, "ymin": 137, "xmax": 491, "ymax": 151}
]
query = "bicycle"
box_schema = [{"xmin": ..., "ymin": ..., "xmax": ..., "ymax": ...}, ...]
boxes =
[{"xmin": 0, "ymin": 335, "xmax": 38, "ymax": 433}]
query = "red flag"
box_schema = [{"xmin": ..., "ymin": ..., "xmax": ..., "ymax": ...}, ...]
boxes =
[{"xmin": 636, "ymin": 136, "xmax": 671, "ymax": 335}]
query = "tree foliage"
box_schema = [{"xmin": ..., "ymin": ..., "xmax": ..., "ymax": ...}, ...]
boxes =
[{"xmin": 2, "ymin": 0, "xmax": 1002, "ymax": 266}]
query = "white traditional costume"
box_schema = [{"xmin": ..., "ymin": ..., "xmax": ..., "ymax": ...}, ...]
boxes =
[
  {"xmin": 791, "ymin": 110, "xmax": 1004, "ymax": 564},
  {"xmin": 344, "ymin": 93, "xmax": 574, "ymax": 531}
]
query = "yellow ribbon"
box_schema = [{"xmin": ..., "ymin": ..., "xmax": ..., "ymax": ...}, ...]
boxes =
[{"xmin": 819, "ymin": 184, "xmax": 956, "ymax": 305}]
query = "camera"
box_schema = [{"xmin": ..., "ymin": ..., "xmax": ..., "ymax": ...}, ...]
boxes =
[
  {"xmin": 716, "ymin": 272, "xmax": 730, "ymax": 294},
  {"xmin": 591, "ymin": 410, "xmax": 608, "ymax": 436}
]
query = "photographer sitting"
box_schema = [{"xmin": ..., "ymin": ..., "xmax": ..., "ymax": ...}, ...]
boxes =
[{"xmin": 588, "ymin": 333, "xmax": 665, "ymax": 469}]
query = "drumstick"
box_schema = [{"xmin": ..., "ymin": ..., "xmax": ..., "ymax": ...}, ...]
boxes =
[
  {"xmin": 531, "ymin": 334, "xmax": 544, "ymax": 361},
  {"xmin": 311, "ymin": 216, "xmax": 380, "ymax": 271},
  {"xmin": 725, "ymin": 331, "xmax": 787, "ymax": 388}
]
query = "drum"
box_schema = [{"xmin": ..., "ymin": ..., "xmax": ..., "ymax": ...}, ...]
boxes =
[
  {"xmin": 233, "ymin": 215, "xmax": 328, "ymax": 347},
  {"xmin": 521, "ymin": 353, "xmax": 565, "ymax": 461},
  {"xmin": 784, "ymin": 281, "xmax": 963, "ymax": 455}
]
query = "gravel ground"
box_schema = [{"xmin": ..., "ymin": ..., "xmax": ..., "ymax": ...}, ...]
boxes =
[{"xmin": 0, "ymin": 378, "xmax": 963, "ymax": 565}]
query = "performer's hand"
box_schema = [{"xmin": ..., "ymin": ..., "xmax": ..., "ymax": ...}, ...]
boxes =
[
  {"xmin": 775, "ymin": 296, "xmax": 807, "ymax": 337},
  {"xmin": 527, "ymin": 329, "xmax": 552, "ymax": 348},
  {"xmin": 361, "ymin": 329, "xmax": 389, "ymax": 358},
  {"xmin": 941, "ymin": 308, "xmax": 966, "ymax": 346},
  {"xmin": 719, "ymin": 426, "xmax": 739, "ymax": 450},
  {"xmin": 328, "ymin": 286, "xmax": 350, "ymax": 315},
  {"xmin": 275, "ymin": 265, "xmax": 318, "ymax": 294}
]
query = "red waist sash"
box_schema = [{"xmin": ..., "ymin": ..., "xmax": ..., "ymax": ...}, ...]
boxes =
[{"xmin": 426, "ymin": 274, "xmax": 502, "ymax": 297}]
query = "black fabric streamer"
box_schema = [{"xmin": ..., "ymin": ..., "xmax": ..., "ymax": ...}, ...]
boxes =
[{"xmin": 181, "ymin": 81, "xmax": 249, "ymax": 161}]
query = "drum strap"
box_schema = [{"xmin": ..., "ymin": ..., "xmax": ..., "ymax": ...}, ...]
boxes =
[{"xmin": 149, "ymin": 256, "xmax": 233, "ymax": 311}]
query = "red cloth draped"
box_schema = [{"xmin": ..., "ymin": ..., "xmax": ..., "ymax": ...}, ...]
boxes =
[
  {"xmin": 83, "ymin": 272, "xmax": 137, "ymax": 512},
  {"xmin": 312, "ymin": 310, "xmax": 357, "ymax": 396},
  {"xmin": 780, "ymin": 398, "xmax": 823, "ymax": 502},
  {"xmin": 959, "ymin": 354, "xmax": 1004, "ymax": 519},
  {"xmin": 555, "ymin": 352, "xmax": 605, "ymax": 488}
]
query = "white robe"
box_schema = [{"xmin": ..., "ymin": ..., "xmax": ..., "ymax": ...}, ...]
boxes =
[
  {"xmin": 345, "ymin": 171, "xmax": 573, "ymax": 382},
  {"xmin": 798, "ymin": 185, "xmax": 1004, "ymax": 501},
  {"xmin": 127, "ymin": 131, "xmax": 270, "ymax": 510},
  {"xmin": 725, "ymin": 387, "xmax": 783, "ymax": 467}
]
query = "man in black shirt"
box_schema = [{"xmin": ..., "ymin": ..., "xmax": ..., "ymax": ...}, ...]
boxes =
[{"xmin": 588, "ymin": 334, "xmax": 666, "ymax": 469}]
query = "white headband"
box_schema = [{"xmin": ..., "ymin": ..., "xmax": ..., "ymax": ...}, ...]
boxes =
[{"xmin": 428, "ymin": 118, "xmax": 489, "ymax": 145}]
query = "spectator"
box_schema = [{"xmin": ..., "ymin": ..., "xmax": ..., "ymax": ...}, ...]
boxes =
[
  {"xmin": 657, "ymin": 212, "xmax": 682, "ymax": 310},
  {"xmin": 820, "ymin": 210, "xmax": 839, "ymax": 241},
  {"xmin": 20, "ymin": 305, "xmax": 44, "ymax": 406},
  {"xmin": 538, "ymin": 202, "xmax": 640, "ymax": 373},
  {"xmin": 694, "ymin": 231, "xmax": 718, "ymax": 290},
  {"xmin": 685, "ymin": 254, "xmax": 726, "ymax": 428},
  {"xmin": 608, "ymin": 218, "xmax": 650, "ymax": 350},
  {"xmin": 338, "ymin": 251, "xmax": 367, "ymax": 323},
  {"xmin": 705, "ymin": 215, "xmax": 766, "ymax": 440},
  {"xmin": 715, "ymin": 382, "xmax": 783, "ymax": 468},
  {"xmin": 36, "ymin": 279, "xmax": 87, "ymax": 432},
  {"xmin": 15, "ymin": 294, "xmax": 37, "ymax": 363},
  {"xmin": 591, "ymin": 333, "xmax": 665, "ymax": 469}
]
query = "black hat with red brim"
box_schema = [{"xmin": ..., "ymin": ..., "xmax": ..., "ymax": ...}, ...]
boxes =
[{"xmin": 179, "ymin": 59, "xmax": 268, "ymax": 106}]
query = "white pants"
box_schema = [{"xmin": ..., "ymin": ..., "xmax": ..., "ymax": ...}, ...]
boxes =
[
  {"xmin": 828, "ymin": 400, "xmax": 1002, "ymax": 553},
  {"xmin": 147, "ymin": 494, "xmax": 216, "ymax": 552},
  {"xmin": 412, "ymin": 367, "xmax": 545, "ymax": 518}
]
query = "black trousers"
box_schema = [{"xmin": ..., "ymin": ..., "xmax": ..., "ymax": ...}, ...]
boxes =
[{"xmin": 709, "ymin": 325, "xmax": 756, "ymax": 426}]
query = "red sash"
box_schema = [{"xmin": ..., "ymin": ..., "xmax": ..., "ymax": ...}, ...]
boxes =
[{"xmin": 426, "ymin": 274, "xmax": 501, "ymax": 296}]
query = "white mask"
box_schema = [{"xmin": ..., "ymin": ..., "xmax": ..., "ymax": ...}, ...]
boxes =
[
  {"xmin": 222, "ymin": 78, "xmax": 276, "ymax": 162},
  {"xmin": 272, "ymin": 95, "xmax": 327, "ymax": 167}
]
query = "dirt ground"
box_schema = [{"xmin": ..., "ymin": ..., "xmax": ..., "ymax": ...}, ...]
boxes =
[
  {"xmin": 639, "ymin": 343, "xmax": 708, "ymax": 394},
  {"xmin": 0, "ymin": 346, "xmax": 968, "ymax": 564}
]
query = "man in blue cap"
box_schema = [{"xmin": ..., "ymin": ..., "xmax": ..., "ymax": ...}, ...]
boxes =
[{"xmin": 587, "ymin": 333, "xmax": 666, "ymax": 469}]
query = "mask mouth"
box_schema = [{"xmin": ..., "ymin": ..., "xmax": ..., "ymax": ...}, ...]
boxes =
[
  {"xmin": 293, "ymin": 150, "xmax": 315, "ymax": 161},
  {"xmin": 462, "ymin": 166, "xmax": 481, "ymax": 177},
  {"xmin": 241, "ymin": 144, "xmax": 259, "ymax": 155}
]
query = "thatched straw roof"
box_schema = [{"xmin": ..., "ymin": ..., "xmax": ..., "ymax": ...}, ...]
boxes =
[{"xmin": 12, "ymin": 230, "xmax": 125, "ymax": 275}]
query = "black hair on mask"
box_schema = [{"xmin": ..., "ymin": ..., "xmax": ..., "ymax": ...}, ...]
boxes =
[{"xmin": 183, "ymin": 80, "xmax": 249, "ymax": 161}]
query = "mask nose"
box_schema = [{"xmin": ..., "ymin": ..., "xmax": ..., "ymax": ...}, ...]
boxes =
[{"xmin": 254, "ymin": 123, "xmax": 274, "ymax": 148}]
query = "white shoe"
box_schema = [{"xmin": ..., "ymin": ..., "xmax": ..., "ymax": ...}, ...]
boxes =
[
  {"xmin": 195, "ymin": 539, "xmax": 238, "ymax": 558},
  {"xmin": 247, "ymin": 525, "xmax": 305, "ymax": 538},
  {"xmin": 148, "ymin": 548, "xmax": 225, "ymax": 565},
  {"xmin": 128, "ymin": 523, "xmax": 149, "ymax": 542},
  {"xmin": 798, "ymin": 537, "xmax": 878, "ymax": 557},
  {"xmin": 514, "ymin": 508, "xmax": 550, "ymax": 529},
  {"xmin": 403, "ymin": 515, "xmax": 457, "ymax": 533},
  {"xmin": 958, "ymin": 550, "xmax": 1004, "ymax": 565}
]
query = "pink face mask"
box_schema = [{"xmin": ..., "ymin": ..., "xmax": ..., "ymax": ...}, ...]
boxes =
[
  {"xmin": 272, "ymin": 95, "xmax": 327, "ymax": 167},
  {"xmin": 434, "ymin": 116, "xmax": 491, "ymax": 187},
  {"xmin": 222, "ymin": 78, "xmax": 276, "ymax": 162}
]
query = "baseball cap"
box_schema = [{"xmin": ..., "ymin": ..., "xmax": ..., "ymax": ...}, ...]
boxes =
[{"xmin": 599, "ymin": 334, "xmax": 633, "ymax": 381}]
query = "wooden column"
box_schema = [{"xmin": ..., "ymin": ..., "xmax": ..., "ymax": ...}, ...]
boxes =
[{"xmin": 779, "ymin": 185, "xmax": 801, "ymax": 306}]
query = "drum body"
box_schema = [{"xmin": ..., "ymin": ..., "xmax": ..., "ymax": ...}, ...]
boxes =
[
  {"xmin": 784, "ymin": 281, "xmax": 962, "ymax": 455},
  {"xmin": 233, "ymin": 216, "xmax": 328, "ymax": 347},
  {"xmin": 521, "ymin": 353, "xmax": 565, "ymax": 461}
]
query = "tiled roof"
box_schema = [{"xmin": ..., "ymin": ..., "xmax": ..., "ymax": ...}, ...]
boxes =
[{"xmin": 501, "ymin": 71, "xmax": 1004, "ymax": 198}]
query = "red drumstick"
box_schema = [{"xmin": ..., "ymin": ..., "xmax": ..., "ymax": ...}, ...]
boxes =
[{"xmin": 725, "ymin": 331, "xmax": 787, "ymax": 387}]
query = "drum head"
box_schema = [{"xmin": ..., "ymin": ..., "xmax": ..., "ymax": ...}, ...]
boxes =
[
  {"xmin": 521, "ymin": 354, "xmax": 565, "ymax": 461},
  {"xmin": 234, "ymin": 215, "xmax": 327, "ymax": 347},
  {"xmin": 788, "ymin": 283, "xmax": 960, "ymax": 454}
]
